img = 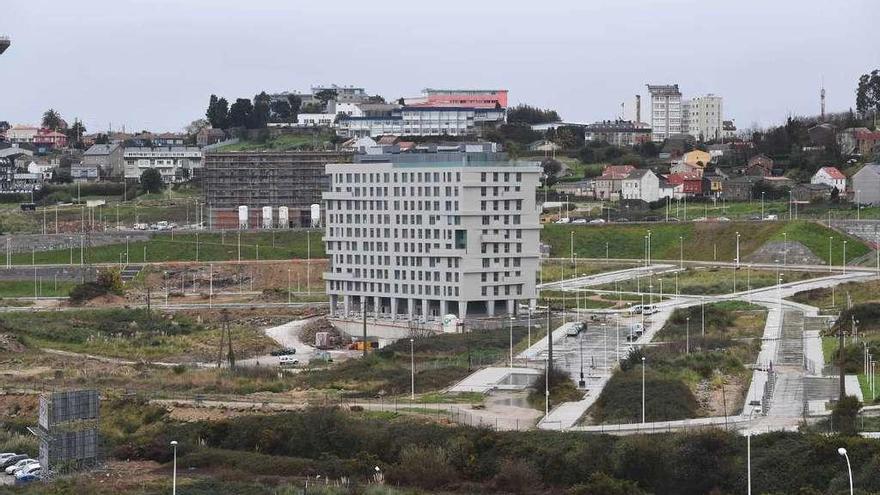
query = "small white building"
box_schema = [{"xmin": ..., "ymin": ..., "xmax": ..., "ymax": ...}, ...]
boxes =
[
  {"xmin": 621, "ymin": 169, "xmax": 661, "ymax": 202},
  {"xmin": 26, "ymin": 161, "xmax": 54, "ymax": 180},
  {"xmin": 811, "ymin": 166, "xmax": 846, "ymax": 193},
  {"xmin": 296, "ymin": 113, "xmax": 335, "ymax": 127}
]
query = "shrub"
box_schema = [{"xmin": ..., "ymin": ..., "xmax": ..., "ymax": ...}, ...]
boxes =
[
  {"xmin": 492, "ymin": 458, "xmax": 542, "ymax": 494},
  {"xmin": 568, "ymin": 473, "xmax": 647, "ymax": 495},
  {"xmin": 386, "ymin": 445, "xmax": 456, "ymax": 489},
  {"xmin": 831, "ymin": 395, "xmax": 862, "ymax": 435}
]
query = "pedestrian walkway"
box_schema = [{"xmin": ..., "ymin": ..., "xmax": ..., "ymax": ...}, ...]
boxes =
[{"xmin": 538, "ymin": 264, "xmax": 678, "ymax": 291}]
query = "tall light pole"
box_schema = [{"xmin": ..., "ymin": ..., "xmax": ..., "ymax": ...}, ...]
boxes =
[
  {"xmin": 569, "ymin": 231, "xmax": 574, "ymax": 263},
  {"xmin": 410, "ymin": 338, "xmax": 415, "ymax": 400},
  {"xmin": 747, "ymin": 407, "xmax": 760, "ymax": 495},
  {"xmin": 837, "ymin": 447, "xmax": 853, "ymax": 495},
  {"xmin": 701, "ymin": 298, "xmax": 705, "ymax": 337},
  {"xmin": 843, "ymin": 240, "xmax": 848, "ymax": 274},
  {"xmin": 527, "ymin": 309, "xmax": 532, "ymax": 349},
  {"xmin": 641, "ymin": 356, "xmax": 647, "ymax": 423},
  {"xmin": 509, "ymin": 315, "xmax": 514, "ymax": 367},
  {"xmin": 829, "ymin": 236, "xmax": 833, "ymax": 273},
  {"xmin": 170, "ymin": 440, "xmax": 178, "ymax": 495},
  {"xmin": 761, "ymin": 192, "xmax": 765, "ymax": 220},
  {"xmin": 679, "ymin": 236, "xmax": 683, "ymax": 270},
  {"xmin": 782, "ymin": 232, "xmax": 787, "ymax": 266},
  {"xmin": 686, "ymin": 317, "xmax": 690, "ymax": 354},
  {"xmin": 735, "ymin": 231, "xmax": 740, "ymax": 268}
]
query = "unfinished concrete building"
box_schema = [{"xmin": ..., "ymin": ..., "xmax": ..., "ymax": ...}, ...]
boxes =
[{"xmin": 203, "ymin": 151, "xmax": 352, "ymax": 229}]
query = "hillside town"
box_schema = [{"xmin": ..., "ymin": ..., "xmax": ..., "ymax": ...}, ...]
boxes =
[{"xmin": 2, "ymin": 2, "xmax": 880, "ymax": 495}]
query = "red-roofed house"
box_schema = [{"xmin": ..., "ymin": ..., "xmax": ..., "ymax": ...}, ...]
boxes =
[
  {"xmin": 854, "ymin": 130, "xmax": 880, "ymax": 157},
  {"xmin": 34, "ymin": 129, "xmax": 68, "ymax": 148},
  {"xmin": 594, "ymin": 165, "xmax": 636, "ymax": 200},
  {"xmin": 811, "ymin": 166, "xmax": 846, "ymax": 192},
  {"xmin": 666, "ymin": 173, "xmax": 703, "ymax": 197}
]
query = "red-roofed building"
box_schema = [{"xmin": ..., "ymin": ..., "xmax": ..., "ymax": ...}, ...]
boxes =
[
  {"xmin": 854, "ymin": 130, "xmax": 880, "ymax": 157},
  {"xmin": 594, "ymin": 165, "xmax": 636, "ymax": 200},
  {"xmin": 811, "ymin": 166, "xmax": 846, "ymax": 192},
  {"xmin": 34, "ymin": 129, "xmax": 68, "ymax": 148},
  {"xmin": 666, "ymin": 173, "xmax": 703, "ymax": 196}
]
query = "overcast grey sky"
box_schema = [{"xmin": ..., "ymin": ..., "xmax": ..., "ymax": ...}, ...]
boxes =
[{"xmin": 2, "ymin": 0, "xmax": 878, "ymax": 133}]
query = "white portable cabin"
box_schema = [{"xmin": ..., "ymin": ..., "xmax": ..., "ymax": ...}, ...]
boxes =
[
  {"xmin": 262, "ymin": 206, "xmax": 273, "ymax": 229},
  {"xmin": 278, "ymin": 206, "xmax": 289, "ymax": 228},
  {"xmin": 310, "ymin": 204, "xmax": 321, "ymax": 228},
  {"xmin": 238, "ymin": 205, "xmax": 248, "ymax": 229}
]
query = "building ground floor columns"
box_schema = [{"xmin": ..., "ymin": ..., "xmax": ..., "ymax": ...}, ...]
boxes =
[{"xmin": 328, "ymin": 295, "xmax": 537, "ymax": 321}]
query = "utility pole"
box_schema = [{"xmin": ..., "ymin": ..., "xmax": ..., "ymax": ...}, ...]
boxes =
[
  {"xmin": 839, "ymin": 322, "xmax": 846, "ymax": 401},
  {"xmin": 362, "ymin": 300, "xmax": 368, "ymax": 358},
  {"xmin": 546, "ymin": 308, "xmax": 553, "ymax": 410}
]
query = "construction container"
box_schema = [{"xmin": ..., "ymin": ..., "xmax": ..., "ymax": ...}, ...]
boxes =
[
  {"xmin": 315, "ymin": 331, "xmax": 330, "ymax": 349},
  {"xmin": 278, "ymin": 206, "xmax": 289, "ymax": 228},
  {"xmin": 238, "ymin": 205, "xmax": 248, "ymax": 229}
]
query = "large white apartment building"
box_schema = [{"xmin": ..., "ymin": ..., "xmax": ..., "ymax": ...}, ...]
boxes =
[
  {"xmin": 323, "ymin": 158, "xmax": 541, "ymax": 322},
  {"xmin": 647, "ymin": 84, "xmax": 683, "ymax": 142},
  {"xmin": 683, "ymin": 94, "xmax": 723, "ymax": 141},
  {"xmin": 336, "ymin": 107, "xmax": 507, "ymax": 138}
]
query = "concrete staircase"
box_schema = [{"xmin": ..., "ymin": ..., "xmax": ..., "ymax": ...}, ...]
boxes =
[
  {"xmin": 120, "ymin": 264, "xmax": 144, "ymax": 284},
  {"xmin": 777, "ymin": 310, "xmax": 804, "ymax": 366}
]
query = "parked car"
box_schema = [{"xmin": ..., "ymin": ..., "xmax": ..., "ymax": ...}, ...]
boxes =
[
  {"xmin": 589, "ymin": 218, "xmax": 606, "ymax": 224},
  {"xmin": 641, "ymin": 304, "xmax": 659, "ymax": 315},
  {"xmin": 0, "ymin": 455, "xmax": 28, "ymax": 469},
  {"xmin": 14, "ymin": 471, "xmax": 40, "ymax": 484},
  {"xmin": 764, "ymin": 214, "xmax": 778, "ymax": 221},
  {"xmin": 15, "ymin": 464, "xmax": 40, "ymax": 480},
  {"xmin": 278, "ymin": 355, "xmax": 299, "ymax": 367},
  {"xmin": 270, "ymin": 348, "xmax": 296, "ymax": 356},
  {"xmin": 6, "ymin": 459, "xmax": 37, "ymax": 475},
  {"xmin": 554, "ymin": 217, "xmax": 571, "ymax": 224},
  {"xmin": 566, "ymin": 323, "xmax": 585, "ymax": 337},
  {"xmin": 571, "ymin": 218, "xmax": 587, "ymax": 224},
  {"xmin": 0, "ymin": 453, "xmax": 19, "ymax": 466}
]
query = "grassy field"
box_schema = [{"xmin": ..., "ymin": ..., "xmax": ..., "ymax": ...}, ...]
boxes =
[
  {"xmin": 538, "ymin": 290, "xmax": 618, "ymax": 310},
  {"xmin": 0, "ymin": 308, "xmax": 276, "ymax": 361},
  {"xmin": 297, "ymin": 326, "xmax": 538, "ymax": 398},
  {"xmin": 542, "ymin": 220, "xmax": 869, "ymax": 264},
  {"xmin": 594, "ymin": 266, "xmax": 822, "ymax": 296},
  {"xmin": 790, "ymin": 279, "xmax": 880, "ymax": 312},
  {"xmin": 10, "ymin": 230, "xmax": 324, "ymax": 264},
  {"xmin": 0, "ymin": 279, "xmax": 78, "ymax": 297},
  {"xmin": 213, "ymin": 132, "xmax": 336, "ymax": 152},
  {"xmin": 586, "ymin": 301, "xmax": 766, "ymax": 424}
]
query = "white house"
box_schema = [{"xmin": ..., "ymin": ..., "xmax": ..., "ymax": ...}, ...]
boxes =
[
  {"xmin": 329, "ymin": 102, "xmax": 364, "ymax": 118},
  {"xmin": 621, "ymin": 169, "xmax": 661, "ymax": 202},
  {"xmin": 26, "ymin": 161, "xmax": 54, "ymax": 180},
  {"xmin": 811, "ymin": 166, "xmax": 846, "ymax": 193}
]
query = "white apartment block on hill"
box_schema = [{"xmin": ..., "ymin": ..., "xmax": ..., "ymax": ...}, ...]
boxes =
[{"xmin": 323, "ymin": 158, "xmax": 542, "ymax": 322}]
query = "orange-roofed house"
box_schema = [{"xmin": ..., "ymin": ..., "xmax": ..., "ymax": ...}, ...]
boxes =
[
  {"xmin": 593, "ymin": 165, "xmax": 636, "ymax": 200},
  {"xmin": 811, "ymin": 166, "xmax": 846, "ymax": 193}
]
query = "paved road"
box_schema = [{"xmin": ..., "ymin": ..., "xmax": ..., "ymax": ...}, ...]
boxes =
[{"xmin": 538, "ymin": 264, "xmax": 679, "ymax": 291}]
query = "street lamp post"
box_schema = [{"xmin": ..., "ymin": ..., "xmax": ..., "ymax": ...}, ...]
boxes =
[
  {"xmin": 679, "ymin": 236, "xmax": 683, "ymax": 270},
  {"xmin": 578, "ymin": 333, "xmax": 585, "ymax": 388},
  {"xmin": 736, "ymin": 231, "xmax": 740, "ymax": 268},
  {"xmin": 686, "ymin": 317, "xmax": 690, "ymax": 354},
  {"xmin": 838, "ymin": 447, "xmax": 853, "ymax": 495},
  {"xmin": 170, "ymin": 440, "xmax": 178, "ymax": 495},
  {"xmin": 782, "ymin": 232, "xmax": 787, "ymax": 266},
  {"xmin": 569, "ymin": 231, "xmax": 574, "ymax": 263},
  {"xmin": 761, "ymin": 192, "xmax": 765, "ymax": 220},
  {"xmin": 829, "ymin": 236, "xmax": 833, "ymax": 273},
  {"xmin": 509, "ymin": 316, "xmax": 514, "ymax": 367},
  {"xmin": 641, "ymin": 356, "xmax": 647, "ymax": 423},
  {"xmin": 410, "ymin": 338, "xmax": 415, "ymax": 400},
  {"xmin": 843, "ymin": 240, "xmax": 848, "ymax": 274},
  {"xmin": 747, "ymin": 407, "xmax": 760, "ymax": 495}
]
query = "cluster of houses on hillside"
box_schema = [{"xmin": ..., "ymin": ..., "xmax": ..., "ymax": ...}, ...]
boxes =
[
  {"xmin": 557, "ymin": 157, "xmax": 862, "ymax": 205},
  {"xmin": 0, "ymin": 125, "xmax": 212, "ymax": 194}
]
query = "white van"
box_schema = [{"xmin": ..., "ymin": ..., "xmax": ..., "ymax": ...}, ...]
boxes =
[{"xmin": 642, "ymin": 304, "xmax": 659, "ymax": 315}]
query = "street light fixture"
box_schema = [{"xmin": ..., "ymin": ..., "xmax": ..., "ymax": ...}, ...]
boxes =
[
  {"xmin": 410, "ymin": 338, "xmax": 415, "ymax": 400},
  {"xmin": 509, "ymin": 315, "xmax": 515, "ymax": 368},
  {"xmin": 686, "ymin": 317, "xmax": 690, "ymax": 354},
  {"xmin": 837, "ymin": 447, "xmax": 853, "ymax": 495},
  {"xmin": 170, "ymin": 440, "xmax": 178, "ymax": 495},
  {"xmin": 641, "ymin": 356, "xmax": 647, "ymax": 423}
]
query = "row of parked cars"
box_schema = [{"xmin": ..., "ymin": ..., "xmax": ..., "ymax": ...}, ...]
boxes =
[{"xmin": 0, "ymin": 453, "xmax": 41, "ymax": 483}]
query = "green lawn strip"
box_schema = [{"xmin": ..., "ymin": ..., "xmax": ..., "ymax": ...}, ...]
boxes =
[
  {"xmin": 0, "ymin": 280, "xmax": 78, "ymax": 297},
  {"xmin": 538, "ymin": 290, "xmax": 616, "ymax": 309},
  {"xmin": 11, "ymin": 230, "xmax": 325, "ymax": 264}
]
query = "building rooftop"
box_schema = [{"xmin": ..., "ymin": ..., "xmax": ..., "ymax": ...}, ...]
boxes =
[{"xmin": 817, "ymin": 166, "xmax": 845, "ymax": 179}]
